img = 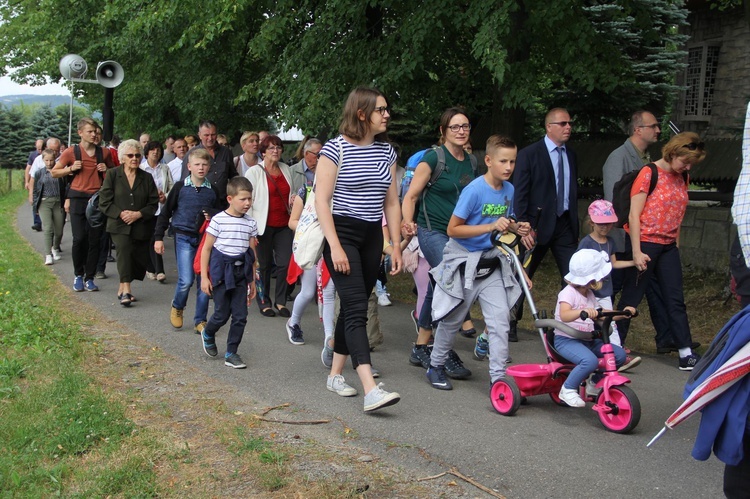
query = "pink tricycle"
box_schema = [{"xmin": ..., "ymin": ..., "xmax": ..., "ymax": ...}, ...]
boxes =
[{"xmin": 489, "ymin": 236, "xmax": 641, "ymax": 434}]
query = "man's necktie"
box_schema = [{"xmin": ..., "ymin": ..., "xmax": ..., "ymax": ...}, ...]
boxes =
[{"xmin": 556, "ymin": 146, "xmax": 565, "ymax": 216}]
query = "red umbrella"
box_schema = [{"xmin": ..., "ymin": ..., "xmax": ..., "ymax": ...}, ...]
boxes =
[{"xmin": 647, "ymin": 341, "xmax": 750, "ymax": 447}]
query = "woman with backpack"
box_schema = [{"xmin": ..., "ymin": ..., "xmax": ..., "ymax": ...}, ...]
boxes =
[
  {"xmin": 401, "ymin": 107, "xmax": 477, "ymax": 379},
  {"xmin": 616, "ymin": 132, "xmax": 706, "ymax": 371}
]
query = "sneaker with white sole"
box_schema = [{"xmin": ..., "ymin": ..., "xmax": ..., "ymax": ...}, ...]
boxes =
[
  {"xmin": 327, "ymin": 374, "xmax": 357, "ymax": 397},
  {"xmin": 73, "ymin": 276, "xmax": 84, "ymax": 292},
  {"xmin": 202, "ymin": 331, "xmax": 218, "ymax": 357},
  {"xmin": 321, "ymin": 344, "xmax": 334, "ymax": 368},
  {"xmin": 559, "ymin": 386, "xmax": 585, "ymax": 408},
  {"xmin": 285, "ymin": 320, "xmax": 305, "ymax": 345},
  {"xmin": 44, "ymin": 254, "xmax": 53, "ymax": 265},
  {"xmin": 225, "ymin": 353, "xmax": 246, "ymax": 369},
  {"xmin": 445, "ymin": 350, "xmax": 471, "ymax": 379},
  {"xmin": 426, "ymin": 365, "xmax": 452, "ymax": 390},
  {"xmin": 679, "ymin": 354, "xmax": 700, "ymax": 371},
  {"xmin": 618, "ymin": 355, "xmax": 642, "ymax": 373},
  {"xmin": 51, "ymin": 248, "xmax": 61, "ymax": 261},
  {"xmin": 474, "ymin": 335, "xmax": 489, "ymax": 361},
  {"xmin": 84, "ymin": 279, "xmax": 99, "ymax": 292},
  {"xmin": 377, "ymin": 293, "xmax": 392, "ymax": 307},
  {"xmin": 363, "ymin": 383, "xmax": 400, "ymax": 412}
]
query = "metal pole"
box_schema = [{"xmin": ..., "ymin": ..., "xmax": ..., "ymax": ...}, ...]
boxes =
[{"xmin": 68, "ymin": 86, "xmax": 74, "ymax": 147}]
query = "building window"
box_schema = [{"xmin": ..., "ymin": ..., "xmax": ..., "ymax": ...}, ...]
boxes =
[{"xmin": 683, "ymin": 44, "xmax": 720, "ymax": 120}]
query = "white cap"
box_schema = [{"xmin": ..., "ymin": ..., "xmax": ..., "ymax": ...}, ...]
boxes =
[{"xmin": 565, "ymin": 249, "xmax": 612, "ymax": 286}]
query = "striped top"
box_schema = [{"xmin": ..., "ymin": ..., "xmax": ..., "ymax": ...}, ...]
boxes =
[
  {"xmin": 206, "ymin": 210, "xmax": 258, "ymax": 256},
  {"xmin": 320, "ymin": 135, "xmax": 396, "ymax": 222}
]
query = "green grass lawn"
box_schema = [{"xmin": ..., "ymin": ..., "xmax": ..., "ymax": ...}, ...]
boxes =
[{"xmin": 0, "ymin": 187, "xmax": 161, "ymax": 496}]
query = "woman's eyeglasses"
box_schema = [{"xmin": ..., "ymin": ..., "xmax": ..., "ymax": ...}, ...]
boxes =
[
  {"xmin": 683, "ymin": 142, "xmax": 705, "ymax": 151},
  {"xmin": 374, "ymin": 106, "xmax": 391, "ymax": 116},
  {"xmin": 124, "ymin": 153, "xmax": 142, "ymax": 159},
  {"xmin": 447, "ymin": 124, "xmax": 471, "ymax": 133},
  {"xmin": 266, "ymin": 146, "xmax": 283, "ymax": 152}
]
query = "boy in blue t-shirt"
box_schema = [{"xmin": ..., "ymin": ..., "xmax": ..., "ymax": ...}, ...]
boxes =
[{"xmin": 426, "ymin": 135, "xmax": 531, "ymax": 390}]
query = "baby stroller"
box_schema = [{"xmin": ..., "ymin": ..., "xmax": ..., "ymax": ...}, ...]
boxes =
[{"xmin": 489, "ymin": 232, "xmax": 641, "ymax": 434}]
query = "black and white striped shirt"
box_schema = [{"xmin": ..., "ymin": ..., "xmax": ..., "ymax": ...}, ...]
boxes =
[
  {"xmin": 320, "ymin": 135, "xmax": 396, "ymax": 222},
  {"xmin": 206, "ymin": 211, "xmax": 258, "ymax": 256}
]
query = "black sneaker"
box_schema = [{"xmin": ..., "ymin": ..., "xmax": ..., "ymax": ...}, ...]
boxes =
[
  {"xmin": 426, "ymin": 365, "xmax": 452, "ymax": 390},
  {"xmin": 225, "ymin": 353, "xmax": 247, "ymax": 369},
  {"xmin": 285, "ymin": 320, "xmax": 305, "ymax": 345},
  {"xmin": 679, "ymin": 354, "xmax": 700, "ymax": 371},
  {"xmin": 409, "ymin": 344, "xmax": 431, "ymax": 369},
  {"xmin": 445, "ymin": 350, "xmax": 472, "ymax": 379},
  {"xmin": 202, "ymin": 331, "xmax": 218, "ymax": 357},
  {"xmin": 508, "ymin": 320, "xmax": 518, "ymax": 342}
]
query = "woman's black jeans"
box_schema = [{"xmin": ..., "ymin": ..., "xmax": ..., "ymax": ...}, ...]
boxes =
[
  {"xmin": 616, "ymin": 240, "xmax": 694, "ymax": 348},
  {"xmin": 323, "ymin": 215, "xmax": 382, "ymax": 369}
]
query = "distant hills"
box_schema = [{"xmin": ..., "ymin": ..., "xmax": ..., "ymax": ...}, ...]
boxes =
[{"xmin": 0, "ymin": 94, "xmax": 83, "ymax": 108}]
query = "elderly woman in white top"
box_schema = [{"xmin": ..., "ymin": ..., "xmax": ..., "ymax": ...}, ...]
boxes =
[
  {"xmin": 140, "ymin": 140, "xmax": 173, "ymax": 282},
  {"xmin": 245, "ymin": 135, "xmax": 295, "ymax": 317}
]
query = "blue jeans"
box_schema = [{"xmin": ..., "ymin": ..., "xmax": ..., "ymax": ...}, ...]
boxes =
[
  {"xmin": 416, "ymin": 227, "xmax": 449, "ymax": 329},
  {"xmin": 172, "ymin": 233, "xmax": 209, "ymax": 326},
  {"xmin": 416, "ymin": 227, "xmax": 472, "ymax": 330},
  {"xmin": 555, "ymin": 335, "xmax": 626, "ymax": 390}
]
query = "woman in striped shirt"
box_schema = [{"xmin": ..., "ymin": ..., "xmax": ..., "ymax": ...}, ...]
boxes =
[{"xmin": 315, "ymin": 87, "xmax": 403, "ymax": 412}]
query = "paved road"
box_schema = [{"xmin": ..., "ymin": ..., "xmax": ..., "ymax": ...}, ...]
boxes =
[{"xmin": 18, "ymin": 205, "xmax": 725, "ymax": 498}]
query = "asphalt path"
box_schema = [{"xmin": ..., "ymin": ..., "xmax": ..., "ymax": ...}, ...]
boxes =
[{"xmin": 17, "ymin": 204, "xmax": 725, "ymax": 498}]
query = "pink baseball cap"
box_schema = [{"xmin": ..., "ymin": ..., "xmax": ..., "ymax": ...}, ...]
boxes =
[{"xmin": 588, "ymin": 199, "xmax": 618, "ymax": 224}]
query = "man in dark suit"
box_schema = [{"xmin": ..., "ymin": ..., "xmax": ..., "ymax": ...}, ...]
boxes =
[{"xmin": 510, "ymin": 108, "xmax": 579, "ymax": 339}]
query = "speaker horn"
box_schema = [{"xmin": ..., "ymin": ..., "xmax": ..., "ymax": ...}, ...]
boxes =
[
  {"xmin": 59, "ymin": 54, "xmax": 88, "ymax": 80},
  {"xmin": 96, "ymin": 61, "xmax": 124, "ymax": 88}
]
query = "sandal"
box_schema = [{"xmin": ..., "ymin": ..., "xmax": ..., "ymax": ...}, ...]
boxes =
[
  {"xmin": 275, "ymin": 305, "xmax": 291, "ymax": 318},
  {"xmin": 260, "ymin": 308, "xmax": 276, "ymax": 317}
]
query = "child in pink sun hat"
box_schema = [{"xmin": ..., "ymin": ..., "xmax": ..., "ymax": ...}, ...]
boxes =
[{"xmin": 577, "ymin": 200, "xmax": 641, "ymax": 372}]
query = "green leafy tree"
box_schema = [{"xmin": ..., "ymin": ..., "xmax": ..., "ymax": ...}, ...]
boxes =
[
  {"xmin": 1, "ymin": 0, "xmax": 690, "ymax": 146},
  {"xmin": 0, "ymin": 106, "xmax": 32, "ymax": 168}
]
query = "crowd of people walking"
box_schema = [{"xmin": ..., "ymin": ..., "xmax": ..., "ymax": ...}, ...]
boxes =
[{"xmin": 24, "ymin": 88, "xmax": 710, "ymax": 415}]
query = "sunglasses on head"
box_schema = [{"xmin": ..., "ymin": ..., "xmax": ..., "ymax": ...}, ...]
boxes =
[{"xmin": 683, "ymin": 142, "xmax": 705, "ymax": 151}]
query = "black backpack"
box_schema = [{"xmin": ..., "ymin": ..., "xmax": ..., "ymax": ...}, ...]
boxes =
[
  {"xmin": 418, "ymin": 147, "xmax": 477, "ymax": 231},
  {"xmin": 611, "ymin": 162, "xmax": 688, "ymax": 227}
]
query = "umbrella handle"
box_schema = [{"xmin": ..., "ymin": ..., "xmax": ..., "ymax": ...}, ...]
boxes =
[{"xmin": 646, "ymin": 426, "xmax": 669, "ymax": 448}]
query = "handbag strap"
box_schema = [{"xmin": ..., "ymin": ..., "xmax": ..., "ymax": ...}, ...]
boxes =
[
  {"xmin": 261, "ymin": 164, "xmax": 292, "ymax": 215},
  {"xmin": 311, "ymin": 137, "xmax": 342, "ymax": 199}
]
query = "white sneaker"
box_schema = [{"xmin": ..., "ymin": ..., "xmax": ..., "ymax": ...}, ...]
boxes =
[
  {"xmin": 363, "ymin": 383, "xmax": 400, "ymax": 412},
  {"xmin": 145, "ymin": 271, "xmax": 157, "ymax": 280},
  {"xmin": 377, "ymin": 293, "xmax": 392, "ymax": 307},
  {"xmin": 559, "ymin": 386, "xmax": 585, "ymax": 408},
  {"xmin": 51, "ymin": 248, "xmax": 61, "ymax": 261},
  {"xmin": 327, "ymin": 374, "xmax": 357, "ymax": 397},
  {"xmin": 586, "ymin": 377, "xmax": 602, "ymax": 398},
  {"xmin": 44, "ymin": 254, "xmax": 53, "ymax": 265}
]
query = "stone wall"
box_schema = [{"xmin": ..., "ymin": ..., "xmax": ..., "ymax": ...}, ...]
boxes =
[{"xmin": 678, "ymin": 204, "xmax": 733, "ymax": 271}]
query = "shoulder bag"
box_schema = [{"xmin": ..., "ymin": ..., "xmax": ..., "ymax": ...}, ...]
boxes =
[{"xmin": 292, "ymin": 140, "xmax": 342, "ymax": 270}]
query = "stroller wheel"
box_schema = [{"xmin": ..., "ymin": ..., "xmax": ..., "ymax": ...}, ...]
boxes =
[
  {"xmin": 597, "ymin": 386, "xmax": 641, "ymax": 434},
  {"xmin": 490, "ymin": 377, "xmax": 521, "ymax": 416}
]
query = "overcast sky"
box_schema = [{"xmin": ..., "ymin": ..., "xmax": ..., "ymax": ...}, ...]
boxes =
[{"xmin": 0, "ymin": 76, "xmax": 68, "ymax": 97}]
